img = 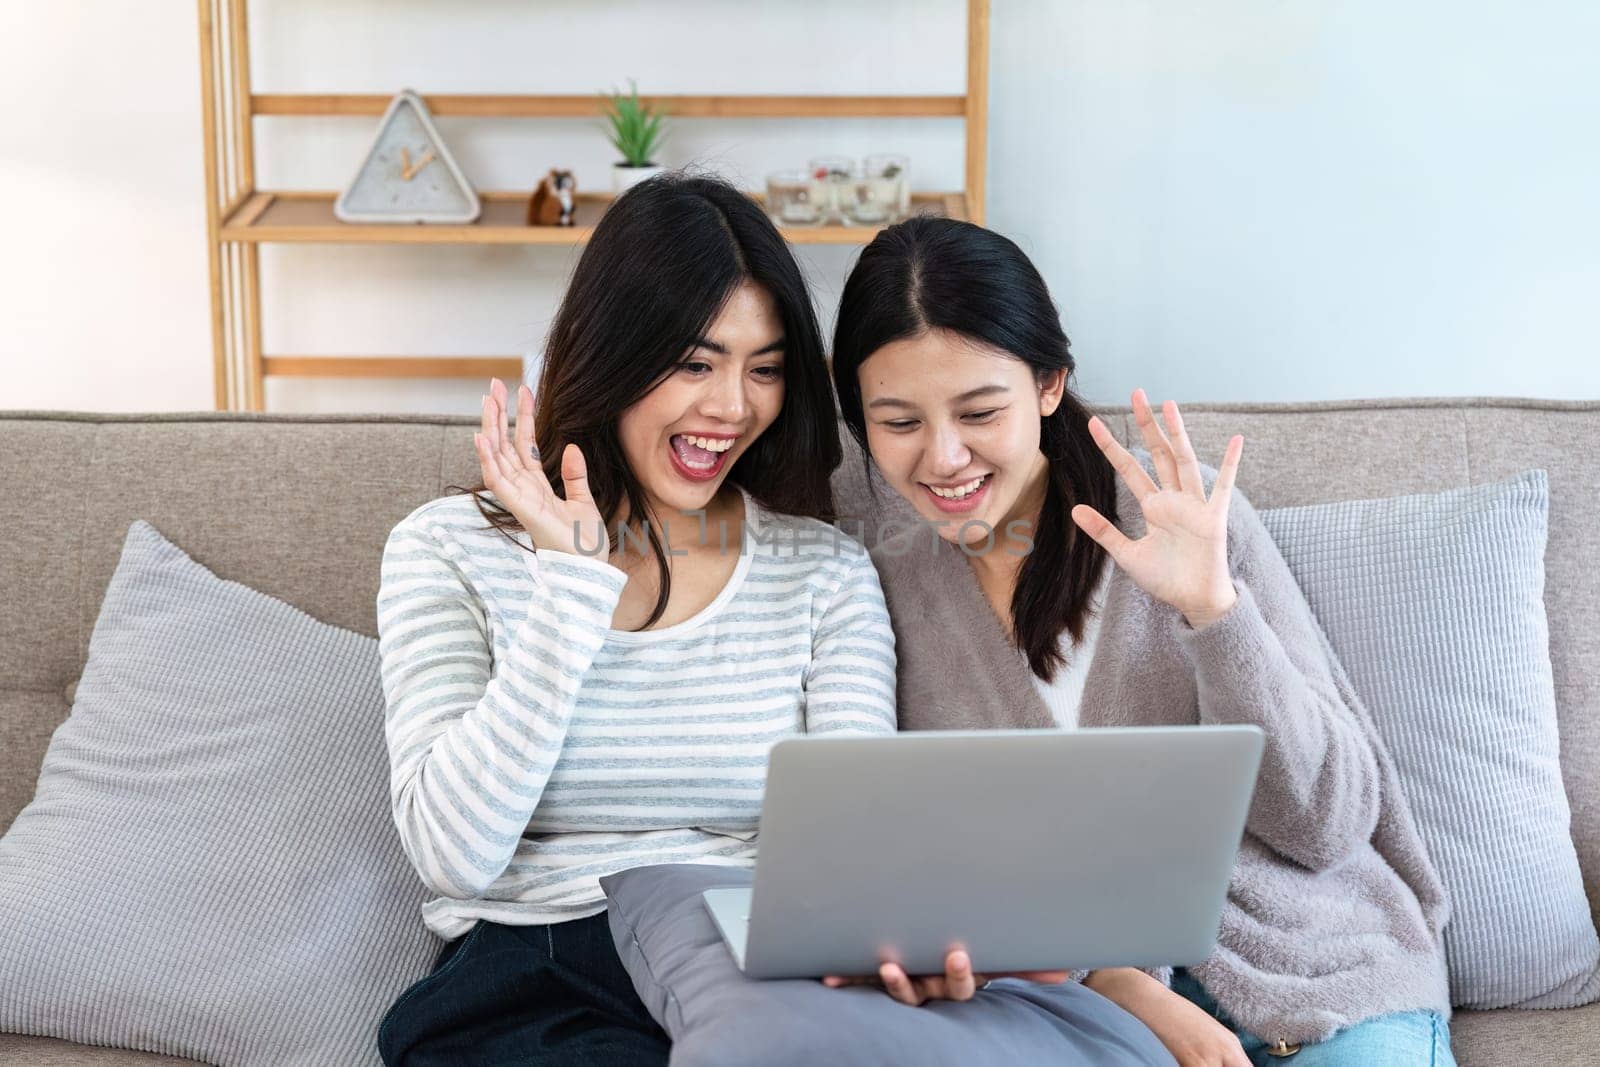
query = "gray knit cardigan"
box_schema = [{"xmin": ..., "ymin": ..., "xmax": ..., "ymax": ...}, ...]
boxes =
[{"xmin": 868, "ymin": 460, "xmax": 1451, "ymax": 1047}]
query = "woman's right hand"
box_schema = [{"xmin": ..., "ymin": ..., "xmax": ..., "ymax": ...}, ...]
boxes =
[
  {"xmin": 822, "ymin": 951, "xmax": 1070, "ymax": 1006},
  {"xmin": 476, "ymin": 377, "xmax": 609, "ymax": 558}
]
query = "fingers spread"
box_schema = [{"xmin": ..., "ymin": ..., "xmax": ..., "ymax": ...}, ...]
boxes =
[
  {"xmin": 1087, "ymin": 415, "xmax": 1157, "ymax": 502},
  {"xmin": 1209, "ymin": 434, "xmax": 1244, "ymax": 513},
  {"xmin": 1131, "ymin": 389, "xmax": 1179, "ymax": 491},
  {"xmin": 1160, "ymin": 399, "xmax": 1204, "ymax": 497},
  {"xmin": 1071, "ymin": 504, "xmax": 1131, "ymax": 567}
]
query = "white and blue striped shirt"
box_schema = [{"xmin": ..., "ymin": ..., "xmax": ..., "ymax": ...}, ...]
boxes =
[{"xmin": 377, "ymin": 487, "xmax": 897, "ymax": 938}]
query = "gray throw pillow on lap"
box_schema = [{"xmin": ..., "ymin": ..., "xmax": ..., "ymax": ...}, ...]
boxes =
[
  {"xmin": 0, "ymin": 521, "xmax": 441, "ymax": 1064},
  {"xmin": 601, "ymin": 863, "xmax": 1176, "ymax": 1067},
  {"xmin": 1259, "ymin": 470, "xmax": 1600, "ymax": 1009}
]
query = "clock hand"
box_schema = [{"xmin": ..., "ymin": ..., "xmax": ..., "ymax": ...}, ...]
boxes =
[{"xmin": 400, "ymin": 147, "xmax": 436, "ymax": 182}]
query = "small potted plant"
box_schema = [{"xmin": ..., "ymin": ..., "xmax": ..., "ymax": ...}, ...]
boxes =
[{"xmin": 604, "ymin": 80, "xmax": 667, "ymax": 194}]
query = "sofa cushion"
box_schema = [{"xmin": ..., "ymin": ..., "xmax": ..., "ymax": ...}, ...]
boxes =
[
  {"xmin": 0, "ymin": 1033, "xmax": 199, "ymax": 1066},
  {"xmin": 1451, "ymin": 1001, "xmax": 1600, "ymax": 1064},
  {"xmin": 1259, "ymin": 471, "xmax": 1600, "ymax": 1009},
  {"xmin": 0, "ymin": 521, "xmax": 439, "ymax": 1065},
  {"xmin": 0, "ymin": 688, "xmax": 68, "ymax": 834},
  {"xmin": 0, "ymin": 421, "xmax": 91, "ymax": 691}
]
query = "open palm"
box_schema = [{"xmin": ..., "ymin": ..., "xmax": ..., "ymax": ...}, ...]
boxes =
[
  {"xmin": 476, "ymin": 377, "xmax": 608, "ymax": 558},
  {"xmin": 1070, "ymin": 389, "xmax": 1243, "ymax": 627}
]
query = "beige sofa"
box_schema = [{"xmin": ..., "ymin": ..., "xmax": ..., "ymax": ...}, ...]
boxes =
[{"xmin": 2, "ymin": 399, "xmax": 1597, "ymax": 1064}]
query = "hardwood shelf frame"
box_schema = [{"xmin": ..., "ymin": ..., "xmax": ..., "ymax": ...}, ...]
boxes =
[
  {"xmin": 252, "ymin": 94, "xmax": 968, "ymax": 118},
  {"xmin": 198, "ymin": 0, "xmax": 991, "ymax": 409},
  {"xmin": 221, "ymin": 190, "xmax": 971, "ymax": 245}
]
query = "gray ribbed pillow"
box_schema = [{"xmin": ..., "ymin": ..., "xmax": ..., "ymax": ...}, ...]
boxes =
[
  {"xmin": 1258, "ymin": 470, "xmax": 1600, "ymax": 1010},
  {"xmin": 0, "ymin": 521, "xmax": 440, "ymax": 1064}
]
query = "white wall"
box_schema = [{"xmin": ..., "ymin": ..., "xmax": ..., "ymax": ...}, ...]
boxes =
[
  {"xmin": 990, "ymin": 1, "xmax": 1600, "ymax": 403},
  {"xmin": 2, "ymin": 1, "xmax": 1596, "ymax": 414},
  {"xmin": 0, "ymin": 1, "xmax": 213, "ymax": 411}
]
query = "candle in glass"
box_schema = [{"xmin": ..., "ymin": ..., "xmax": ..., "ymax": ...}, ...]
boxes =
[
  {"xmin": 844, "ymin": 163, "xmax": 893, "ymax": 224},
  {"xmin": 807, "ymin": 155, "xmax": 854, "ymax": 223},
  {"xmin": 865, "ymin": 154, "xmax": 910, "ymax": 219},
  {"xmin": 765, "ymin": 169, "xmax": 823, "ymax": 226}
]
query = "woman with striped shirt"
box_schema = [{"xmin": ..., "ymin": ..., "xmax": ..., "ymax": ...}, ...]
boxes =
[{"xmin": 373, "ymin": 175, "xmax": 896, "ymax": 1065}]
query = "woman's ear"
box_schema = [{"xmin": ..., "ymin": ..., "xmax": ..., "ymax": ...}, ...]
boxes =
[{"xmin": 1037, "ymin": 368, "xmax": 1067, "ymax": 417}]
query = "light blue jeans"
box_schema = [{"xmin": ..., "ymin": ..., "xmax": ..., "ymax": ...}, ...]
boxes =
[{"xmin": 1170, "ymin": 969, "xmax": 1455, "ymax": 1067}]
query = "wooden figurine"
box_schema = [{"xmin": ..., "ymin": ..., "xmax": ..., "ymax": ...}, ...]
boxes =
[{"xmin": 526, "ymin": 169, "xmax": 578, "ymax": 227}]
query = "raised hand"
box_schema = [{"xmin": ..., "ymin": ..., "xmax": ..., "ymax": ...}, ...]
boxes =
[
  {"xmin": 1070, "ymin": 389, "xmax": 1242, "ymax": 630},
  {"xmin": 475, "ymin": 377, "xmax": 608, "ymax": 558}
]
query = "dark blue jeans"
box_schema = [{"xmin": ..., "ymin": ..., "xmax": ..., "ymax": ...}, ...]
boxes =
[{"xmin": 377, "ymin": 912, "xmax": 670, "ymax": 1067}]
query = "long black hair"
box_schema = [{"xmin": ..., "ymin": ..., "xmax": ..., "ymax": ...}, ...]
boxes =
[
  {"xmin": 830, "ymin": 216, "xmax": 1115, "ymax": 680},
  {"xmin": 452, "ymin": 173, "xmax": 841, "ymax": 629}
]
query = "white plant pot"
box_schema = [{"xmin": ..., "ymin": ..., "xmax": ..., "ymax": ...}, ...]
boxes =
[{"xmin": 612, "ymin": 163, "xmax": 665, "ymax": 195}]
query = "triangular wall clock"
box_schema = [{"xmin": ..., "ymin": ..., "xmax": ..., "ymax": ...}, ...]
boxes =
[{"xmin": 335, "ymin": 89, "xmax": 481, "ymax": 224}]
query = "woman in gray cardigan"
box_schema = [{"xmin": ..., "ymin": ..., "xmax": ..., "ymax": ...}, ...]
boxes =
[{"xmin": 827, "ymin": 217, "xmax": 1454, "ymax": 1066}]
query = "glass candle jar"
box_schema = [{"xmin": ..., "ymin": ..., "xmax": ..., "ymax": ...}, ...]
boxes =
[
  {"xmin": 807, "ymin": 155, "xmax": 854, "ymax": 222},
  {"xmin": 765, "ymin": 169, "xmax": 824, "ymax": 226},
  {"xmin": 864, "ymin": 153, "xmax": 910, "ymax": 219},
  {"xmin": 844, "ymin": 167, "xmax": 896, "ymax": 223},
  {"xmin": 844, "ymin": 163, "xmax": 895, "ymax": 225}
]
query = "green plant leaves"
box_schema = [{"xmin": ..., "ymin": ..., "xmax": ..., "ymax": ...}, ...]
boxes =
[{"xmin": 603, "ymin": 79, "xmax": 667, "ymax": 167}]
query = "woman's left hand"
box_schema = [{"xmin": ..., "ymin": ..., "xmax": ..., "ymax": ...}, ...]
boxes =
[
  {"xmin": 1071, "ymin": 389, "xmax": 1244, "ymax": 630},
  {"xmin": 1086, "ymin": 969, "xmax": 1251, "ymax": 1067},
  {"xmin": 822, "ymin": 951, "xmax": 1071, "ymax": 1007}
]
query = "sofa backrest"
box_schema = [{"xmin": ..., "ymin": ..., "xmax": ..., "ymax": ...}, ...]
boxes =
[{"xmin": 3, "ymin": 401, "xmax": 1596, "ymax": 925}]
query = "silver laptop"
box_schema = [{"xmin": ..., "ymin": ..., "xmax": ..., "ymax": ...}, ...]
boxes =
[{"xmin": 704, "ymin": 725, "xmax": 1264, "ymax": 979}]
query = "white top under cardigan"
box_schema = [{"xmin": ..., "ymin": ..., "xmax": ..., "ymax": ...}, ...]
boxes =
[{"xmin": 1028, "ymin": 567, "xmax": 1113, "ymax": 728}]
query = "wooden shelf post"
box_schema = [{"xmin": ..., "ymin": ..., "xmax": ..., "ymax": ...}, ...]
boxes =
[
  {"xmin": 965, "ymin": 0, "xmax": 990, "ymax": 226},
  {"xmin": 198, "ymin": 0, "xmax": 265, "ymax": 411}
]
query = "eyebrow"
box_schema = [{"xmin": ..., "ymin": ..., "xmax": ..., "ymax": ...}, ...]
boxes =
[
  {"xmin": 867, "ymin": 383, "xmax": 1011, "ymax": 410},
  {"xmin": 691, "ymin": 336, "xmax": 786, "ymax": 357}
]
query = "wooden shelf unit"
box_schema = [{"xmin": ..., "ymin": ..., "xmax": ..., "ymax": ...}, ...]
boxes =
[
  {"xmin": 198, "ymin": 0, "xmax": 992, "ymax": 411},
  {"xmin": 221, "ymin": 190, "xmax": 971, "ymax": 246}
]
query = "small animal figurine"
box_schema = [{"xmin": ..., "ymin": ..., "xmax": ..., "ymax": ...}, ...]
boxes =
[{"xmin": 526, "ymin": 169, "xmax": 578, "ymax": 227}]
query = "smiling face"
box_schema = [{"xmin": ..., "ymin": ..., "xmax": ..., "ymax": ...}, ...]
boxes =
[
  {"xmin": 860, "ymin": 328, "xmax": 1065, "ymax": 547},
  {"xmin": 616, "ymin": 280, "xmax": 787, "ymax": 518}
]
